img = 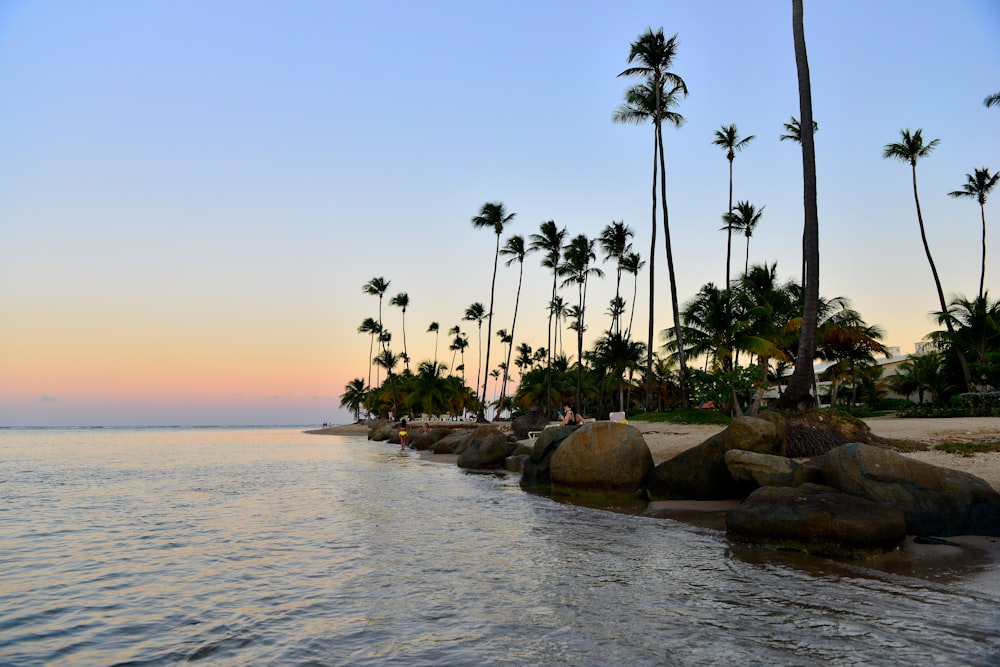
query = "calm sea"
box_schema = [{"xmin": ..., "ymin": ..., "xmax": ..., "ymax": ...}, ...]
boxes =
[{"xmin": 2, "ymin": 426, "xmax": 999, "ymax": 666}]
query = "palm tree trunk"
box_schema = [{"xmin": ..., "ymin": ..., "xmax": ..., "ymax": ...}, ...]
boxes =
[
  {"xmin": 658, "ymin": 121, "xmax": 688, "ymax": 407},
  {"xmin": 726, "ymin": 158, "xmax": 733, "ymax": 291},
  {"xmin": 911, "ymin": 163, "xmax": 972, "ymax": 389},
  {"xmin": 979, "ymin": 203, "xmax": 987, "ymax": 301},
  {"xmin": 776, "ymin": 0, "xmax": 820, "ymax": 410},
  {"xmin": 547, "ymin": 272, "xmax": 557, "ymax": 418},
  {"xmin": 498, "ymin": 262, "xmax": 524, "ymax": 418},
  {"xmin": 645, "ymin": 127, "xmax": 658, "ymax": 411}
]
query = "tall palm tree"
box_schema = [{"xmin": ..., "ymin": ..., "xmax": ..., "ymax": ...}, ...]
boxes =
[
  {"xmin": 621, "ymin": 251, "xmax": 645, "ymax": 339},
  {"xmin": 463, "ymin": 302, "xmax": 487, "ymax": 405},
  {"xmin": 372, "ymin": 348, "xmax": 400, "ymax": 415},
  {"xmin": 598, "ymin": 220, "xmax": 634, "ymax": 336},
  {"xmin": 617, "ymin": 30, "xmax": 690, "ymax": 408},
  {"xmin": 559, "ymin": 233, "xmax": 605, "ymax": 412},
  {"xmin": 949, "ymin": 167, "xmax": 998, "ymax": 301},
  {"xmin": 883, "ymin": 128, "xmax": 971, "ymax": 389},
  {"xmin": 723, "ymin": 201, "xmax": 766, "ymax": 276},
  {"xmin": 449, "ymin": 332, "xmax": 470, "ymax": 391},
  {"xmin": 471, "ymin": 201, "xmax": 516, "ymax": 421},
  {"xmin": 712, "ymin": 124, "xmax": 755, "ymax": 291},
  {"xmin": 779, "ymin": 116, "xmax": 818, "ymax": 143},
  {"xmin": 427, "ymin": 321, "xmax": 440, "ymax": 368},
  {"xmin": 529, "ymin": 219, "xmax": 567, "ymax": 417},
  {"xmin": 340, "ymin": 378, "xmax": 367, "ymax": 423},
  {"xmin": 498, "ymin": 234, "xmax": 534, "ymax": 417},
  {"xmin": 357, "ymin": 317, "xmax": 381, "ymax": 416},
  {"xmin": 389, "ymin": 292, "xmax": 410, "ymax": 372},
  {"xmin": 447, "ymin": 324, "xmax": 461, "ymax": 372},
  {"xmin": 363, "ymin": 277, "xmax": 392, "ymax": 377},
  {"xmin": 985, "ymin": 92, "xmax": 1000, "ymax": 108},
  {"xmin": 775, "ymin": 0, "xmax": 821, "ymax": 410}
]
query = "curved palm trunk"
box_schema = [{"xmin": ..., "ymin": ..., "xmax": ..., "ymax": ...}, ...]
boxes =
[
  {"xmin": 546, "ymin": 271, "xmax": 557, "ymax": 418},
  {"xmin": 401, "ymin": 310, "xmax": 409, "ymax": 372},
  {"xmin": 776, "ymin": 0, "xmax": 820, "ymax": 410},
  {"xmin": 366, "ymin": 332, "xmax": 375, "ymax": 419},
  {"xmin": 479, "ymin": 234, "xmax": 501, "ymax": 421},
  {"xmin": 498, "ymin": 261, "xmax": 524, "ymax": 417},
  {"xmin": 658, "ymin": 122, "xmax": 689, "ymax": 407},
  {"xmin": 645, "ymin": 129, "xmax": 658, "ymax": 411},
  {"xmin": 979, "ymin": 203, "xmax": 987, "ymax": 301},
  {"xmin": 725, "ymin": 157, "xmax": 734, "ymax": 291},
  {"xmin": 911, "ymin": 163, "xmax": 972, "ymax": 389},
  {"xmin": 576, "ymin": 281, "xmax": 585, "ymax": 415},
  {"xmin": 628, "ymin": 272, "xmax": 639, "ymax": 339}
]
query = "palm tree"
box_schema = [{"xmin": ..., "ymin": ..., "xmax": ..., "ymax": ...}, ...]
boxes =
[
  {"xmin": 985, "ymin": 92, "xmax": 1000, "ymax": 108},
  {"xmin": 356, "ymin": 317, "xmax": 381, "ymax": 416},
  {"xmin": 447, "ymin": 324, "xmax": 461, "ymax": 372},
  {"xmin": 598, "ymin": 220, "xmax": 634, "ymax": 336},
  {"xmin": 723, "ymin": 201, "xmax": 765, "ymax": 276},
  {"xmin": 929, "ymin": 293, "xmax": 1000, "ymax": 390},
  {"xmin": 471, "ymin": 201, "xmax": 516, "ymax": 421},
  {"xmin": 427, "ymin": 321, "xmax": 440, "ymax": 368},
  {"xmin": 883, "ymin": 128, "xmax": 971, "ymax": 389},
  {"xmin": 463, "ymin": 302, "xmax": 487, "ymax": 405},
  {"xmin": 550, "ymin": 295, "xmax": 569, "ymax": 358},
  {"xmin": 363, "ymin": 277, "xmax": 392, "ymax": 378},
  {"xmin": 449, "ymin": 332, "xmax": 470, "ymax": 391},
  {"xmin": 560, "ymin": 233, "xmax": 605, "ymax": 412},
  {"xmin": 621, "ymin": 251, "xmax": 644, "ymax": 339},
  {"xmin": 372, "ymin": 348, "xmax": 400, "ymax": 415},
  {"xmin": 617, "ymin": 30, "xmax": 690, "ymax": 408},
  {"xmin": 775, "ymin": 0, "xmax": 821, "ymax": 410},
  {"xmin": 498, "ymin": 234, "xmax": 534, "ymax": 417},
  {"xmin": 529, "ymin": 219, "xmax": 567, "ymax": 417},
  {"xmin": 407, "ymin": 360, "xmax": 451, "ymax": 419},
  {"xmin": 949, "ymin": 167, "xmax": 998, "ymax": 301},
  {"xmin": 779, "ymin": 116, "xmax": 818, "ymax": 143},
  {"xmin": 340, "ymin": 378, "xmax": 367, "ymax": 423},
  {"xmin": 389, "ymin": 292, "xmax": 410, "ymax": 371},
  {"xmin": 893, "ymin": 352, "xmax": 947, "ymax": 404},
  {"xmin": 712, "ymin": 124, "xmax": 755, "ymax": 291},
  {"xmin": 592, "ymin": 331, "xmax": 646, "ymax": 413}
]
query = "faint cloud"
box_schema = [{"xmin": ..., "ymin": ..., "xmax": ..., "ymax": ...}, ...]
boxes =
[{"xmin": 39, "ymin": 395, "xmax": 58, "ymax": 403}]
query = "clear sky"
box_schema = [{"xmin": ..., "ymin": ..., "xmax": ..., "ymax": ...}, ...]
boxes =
[{"xmin": 1, "ymin": 0, "xmax": 997, "ymax": 426}]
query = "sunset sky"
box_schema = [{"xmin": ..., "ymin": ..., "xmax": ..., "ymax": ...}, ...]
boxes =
[{"xmin": 2, "ymin": 0, "xmax": 997, "ymax": 426}]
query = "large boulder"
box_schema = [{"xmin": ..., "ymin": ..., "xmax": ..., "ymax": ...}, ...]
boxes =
[
  {"xmin": 519, "ymin": 425, "xmax": 577, "ymax": 493},
  {"xmin": 725, "ymin": 449, "xmax": 822, "ymax": 488},
  {"xmin": 456, "ymin": 427, "xmax": 514, "ymax": 469},
  {"xmin": 646, "ymin": 414, "xmax": 786, "ymax": 500},
  {"xmin": 549, "ymin": 422, "xmax": 654, "ymax": 500},
  {"xmin": 368, "ymin": 419, "xmax": 394, "ymax": 442},
  {"xmin": 511, "ymin": 408, "xmax": 551, "ymax": 440},
  {"xmin": 726, "ymin": 483, "xmax": 907, "ymax": 558},
  {"xmin": 821, "ymin": 443, "xmax": 1000, "ymax": 537},
  {"xmin": 410, "ymin": 427, "xmax": 450, "ymax": 451},
  {"xmin": 431, "ymin": 429, "xmax": 473, "ymax": 454}
]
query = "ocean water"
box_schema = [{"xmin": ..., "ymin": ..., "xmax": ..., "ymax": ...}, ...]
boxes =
[{"xmin": 2, "ymin": 426, "xmax": 999, "ymax": 666}]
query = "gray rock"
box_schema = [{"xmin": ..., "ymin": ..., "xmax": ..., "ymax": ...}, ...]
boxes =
[
  {"xmin": 457, "ymin": 431, "xmax": 516, "ymax": 469},
  {"xmin": 726, "ymin": 483, "xmax": 907, "ymax": 558},
  {"xmin": 822, "ymin": 443, "xmax": 1000, "ymax": 537},
  {"xmin": 431, "ymin": 429, "xmax": 472, "ymax": 454},
  {"xmin": 519, "ymin": 425, "xmax": 577, "ymax": 493},
  {"xmin": 511, "ymin": 408, "xmax": 551, "ymax": 440},
  {"xmin": 725, "ymin": 449, "xmax": 822, "ymax": 488},
  {"xmin": 646, "ymin": 415, "xmax": 786, "ymax": 500},
  {"xmin": 410, "ymin": 427, "xmax": 450, "ymax": 451},
  {"xmin": 550, "ymin": 422, "xmax": 653, "ymax": 499}
]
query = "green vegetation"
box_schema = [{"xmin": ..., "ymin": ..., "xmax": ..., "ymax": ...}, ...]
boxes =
[
  {"xmin": 629, "ymin": 408, "xmax": 731, "ymax": 426},
  {"xmin": 935, "ymin": 440, "xmax": 1000, "ymax": 457}
]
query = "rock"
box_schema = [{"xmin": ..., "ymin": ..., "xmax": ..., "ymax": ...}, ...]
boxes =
[
  {"xmin": 410, "ymin": 427, "xmax": 450, "ymax": 451},
  {"xmin": 725, "ymin": 449, "xmax": 822, "ymax": 488},
  {"xmin": 511, "ymin": 408, "xmax": 551, "ymax": 440},
  {"xmin": 646, "ymin": 415, "xmax": 786, "ymax": 500},
  {"xmin": 368, "ymin": 419, "xmax": 394, "ymax": 442},
  {"xmin": 519, "ymin": 425, "xmax": 577, "ymax": 493},
  {"xmin": 726, "ymin": 483, "xmax": 907, "ymax": 559},
  {"xmin": 505, "ymin": 454, "xmax": 529, "ymax": 473},
  {"xmin": 431, "ymin": 429, "xmax": 472, "ymax": 454},
  {"xmin": 457, "ymin": 430, "xmax": 517, "ymax": 469},
  {"xmin": 821, "ymin": 443, "xmax": 1000, "ymax": 537},
  {"xmin": 549, "ymin": 422, "xmax": 653, "ymax": 500}
]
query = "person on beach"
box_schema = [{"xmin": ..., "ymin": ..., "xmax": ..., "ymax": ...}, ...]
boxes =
[
  {"xmin": 562, "ymin": 404, "xmax": 583, "ymax": 425},
  {"xmin": 399, "ymin": 419, "xmax": 408, "ymax": 450},
  {"xmin": 421, "ymin": 422, "xmax": 430, "ymax": 435}
]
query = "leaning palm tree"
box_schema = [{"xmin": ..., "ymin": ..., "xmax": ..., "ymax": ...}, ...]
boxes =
[
  {"xmin": 559, "ymin": 233, "xmax": 605, "ymax": 413},
  {"xmin": 471, "ymin": 201, "xmax": 516, "ymax": 421},
  {"xmin": 529, "ymin": 219, "xmax": 567, "ymax": 417},
  {"xmin": 463, "ymin": 302, "xmax": 487, "ymax": 406},
  {"xmin": 621, "ymin": 251, "xmax": 645, "ymax": 339},
  {"xmin": 948, "ymin": 167, "xmax": 998, "ymax": 301},
  {"xmin": 389, "ymin": 292, "xmax": 410, "ymax": 372},
  {"xmin": 617, "ymin": 30, "xmax": 690, "ymax": 408},
  {"xmin": 723, "ymin": 201, "xmax": 766, "ymax": 276},
  {"xmin": 598, "ymin": 220, "xmax": 634, "ymax": 336},
  {"xmin": 340, "ymin": 378, "xmax": 367, "ymax": 423},
  {"xmin": 712, "ymin": 123, "xmax": 755, "ymax": 291},
  {"xmin": 775, "ymin": 0, "xmax": 821, "ymax": 410},
  {"xmin": 498, "ymin": 234, "xmax": 535, "ymax": 417},
  {"xmin": 357, "ymin": 317, "xmax": 381, "ymax": 416},
  {"xmin": 883, "ymin": 128, "xmax": 971, "ymax": 389},
  {"xmin": 427, "ymin": 321, "xmax": 440, "ymax": 368}
]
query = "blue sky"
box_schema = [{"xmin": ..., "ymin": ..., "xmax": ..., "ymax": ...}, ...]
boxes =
[{"xmin": 1, "ymin": 0, "xmax": 997, "ymax": 425}]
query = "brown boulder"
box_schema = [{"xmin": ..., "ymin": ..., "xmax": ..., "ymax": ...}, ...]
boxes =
[{"xmin": 550, "ymin": 422, "xmax": 653, "ymax": 499}]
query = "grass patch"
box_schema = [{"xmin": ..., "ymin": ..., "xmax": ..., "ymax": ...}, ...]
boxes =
[
  {"xmin": 934, "ymin": 440, "xmax": 1000, "ymax": 457},
  {"xmin": 630, "ymin": 408, "xmax": 732, "ymax": 426}
]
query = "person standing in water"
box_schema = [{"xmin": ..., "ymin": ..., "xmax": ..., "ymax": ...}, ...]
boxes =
[{"xmin": 399, "ymin": 419, "xmax": 408, "ymax": 450}]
